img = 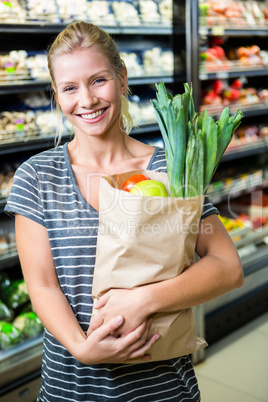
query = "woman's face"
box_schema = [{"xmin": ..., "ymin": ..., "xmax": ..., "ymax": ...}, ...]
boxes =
[{"xmin": 53, "ymin": 47, "xmax": 126, "ymax": 139}]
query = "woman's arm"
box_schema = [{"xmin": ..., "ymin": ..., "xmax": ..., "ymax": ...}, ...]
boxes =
[
  {"xmin": 15, "ymin": 214, "xmax": 159, "ymax": 364},
  {"xmin": 92, "ymin": 214, "xmax": 244, "ymax": 332},
  {"xmin": 142, "ymin": 213, "xmax": 244, "ymax": 314}
]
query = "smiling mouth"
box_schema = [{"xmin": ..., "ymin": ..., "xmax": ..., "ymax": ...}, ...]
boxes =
[{"xmin": 80, "ymin": 108, "xmax": 107, "ymax": 120}]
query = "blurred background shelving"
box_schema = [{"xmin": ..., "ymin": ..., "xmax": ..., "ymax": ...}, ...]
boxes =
[{"xmin": 0, "ymin": 0, "xmax": 267, "ymax": 401}]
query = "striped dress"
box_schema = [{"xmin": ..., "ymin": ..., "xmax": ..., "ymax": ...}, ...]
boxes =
[{"xmin": 5, "ymin": 144, "xmax": 218, "ymax": 401}]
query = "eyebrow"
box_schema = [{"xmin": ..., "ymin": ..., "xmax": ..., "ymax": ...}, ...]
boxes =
[{"xmin": 57, "ymin": 69, "xmax": 112, "ymax": 87}]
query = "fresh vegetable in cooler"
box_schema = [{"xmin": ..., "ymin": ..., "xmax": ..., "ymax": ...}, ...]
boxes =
[
  {"xmin": 0, "ymin": 300, "xmax": 14, "ymax": 322},
  {"xmin": 0, "ymin": 321, "xmax": 23, "ymax": 350},
  {"xmin": 121, "ymin": 174, "xmax": 150, "ymax": 192},
  {"xmin": 0, "ymin": 272, "xmax": 11, "ymax": 294},
  {"xmin": 4, "ymin": 279, "xmax": 30, "ymax": 311},
  {"xmin": 13, "ymin": 312, "xmax": 43, "ymax": 338},
  {"xmin": 151, "ymin": 82, "xmax": 244, "ymax": 198}
]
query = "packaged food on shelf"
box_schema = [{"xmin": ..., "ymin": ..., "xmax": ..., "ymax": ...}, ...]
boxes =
[
  {"xmin": 18, "ymin": 91, "xmax": 51, "ymax": 109},
  {"xmin": 0, "ymin": 51, "xmax": 30, "ymax": 83},
  {"xmin": 120, "ymin": 51, "xmax": 144, "ymax": 77},
  {"xmin": 86, "ymin": 0, "xmax": 116, "ymax": 26},
  {"xmin": 111, "ymin": 0, "xmax": 141, "ymax": 25},
  {"xmin": 35, "ymin": 109, "xmax": 73, "ymax": 136},
  {"xmin": 129, "ymin": 95, "xmax": 157, "ymax": 126},
  {"xmin": 57, "ymin": 0, "xmax": 88, "ymax": 23},
  {"xmin": 26, "ymin": 53, "xmax": 50, "ymax": 80},
  {"xmin": 158, "ymin": 0, "xmax": 172, "ymax": 25},
  {"xmin": 26, "ymin": 0, "xmax": 59, "ymax": 22},
  {"xmin": 142, "ymin": 47, "xmax": 173, "ymax": 75},
  {"xmin": 0, "ymin": 0, "xmax": 27, "ymax": 23},
  {"xmin": 138, "ymin": 0, "xmax": 161, "ymax": 25},
  {"xmin": 0, "ymin": 110, "xmax": 39, "ymax": 144}
]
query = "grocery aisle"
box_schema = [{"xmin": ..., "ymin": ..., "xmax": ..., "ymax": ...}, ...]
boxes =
[{"xmin": 194, "ymin": 312, "xmax": 268, "ymax": 402}]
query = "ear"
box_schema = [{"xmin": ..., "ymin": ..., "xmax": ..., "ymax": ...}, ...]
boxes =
[{"xmin": 120, "ymin": 66, "xmax": 128, "ymax": 95}]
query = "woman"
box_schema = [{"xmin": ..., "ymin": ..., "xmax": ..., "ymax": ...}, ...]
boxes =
[{"xmin": 5, "ymin": 22, "xmax": 244, "ymax": 401}]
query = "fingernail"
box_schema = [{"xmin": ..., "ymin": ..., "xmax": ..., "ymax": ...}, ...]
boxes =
[
  {"xmin": 155, "ymin": 334, "xmax": 160, "ymax": 341},
  {"xmin": 115, "ymin": 316, "xmax": 123, "ymax": 325},
  {"xmin": 144, "ymin": 355, "xmax": 152, "ymax": 361}
]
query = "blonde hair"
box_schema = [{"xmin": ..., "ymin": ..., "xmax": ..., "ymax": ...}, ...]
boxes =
[{"xmin": 47, "ymin": 21, "xmax": 133, "ymax": 145}]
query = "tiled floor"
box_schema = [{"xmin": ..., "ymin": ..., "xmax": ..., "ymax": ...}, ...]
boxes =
[{"xmin": 194, "ymin": 312, "xmax": 268, "ymax": 402}]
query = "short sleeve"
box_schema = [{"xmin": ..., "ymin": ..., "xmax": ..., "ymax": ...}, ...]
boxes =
[
  {"xmin": 201, "ymin": 195, "xmax": 219, "ymax": 220},
  {"xmin": 4, "ymin": 160, "xmax": 45, "ymax": 227}
]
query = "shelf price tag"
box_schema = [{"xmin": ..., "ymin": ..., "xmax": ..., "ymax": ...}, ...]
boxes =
[
  {"xmin": 15, "ymin": 118, "xmax": 24, "ymax": 131},
  {"xmin": 2, "ymin": 1, "xmax": 12, "ymax": 7},
  {"xmin": 216, "ymin": 71, "xmax": 229, "ymax": 79},
  {"xmin": 4, "ymin": 62, "xmax": 15, "ymax": 74},
  {"xmin": 211, "ymin": 26, "xmax": 225, "ymax": 36}
]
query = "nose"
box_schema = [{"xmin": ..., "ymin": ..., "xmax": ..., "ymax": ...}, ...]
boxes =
[{"xmin": 79, "ymin": 87, "xmax": 98, "ymax": 109}]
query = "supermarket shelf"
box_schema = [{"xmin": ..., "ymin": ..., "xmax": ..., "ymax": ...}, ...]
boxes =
[
  {"xmin": 0, "ymin": 75, "xmax": 173, "ymax": 95},
  {"xmin": 200, "ymin": 67, "xmax": 268, "ymax": 81},
  {"xmin": 199, "ymin": 25, "xmax": 268, "ymax": 37},
  {"xmin": 0, "ymin": 122, "xmax": 162, "ymax": 156},
  {"xmin": 0, "ymin": 80, "xmax": 51, "ymax": 95},
  {"xmin": 208, "ymin": 179, "xmax": 268, "ymax": 205},
  {"xmin": 201, "ymin": 103, "xmax": 268, "ymax": 119},
  {"xmin": 222, "ymin": 140, "xmax": 268, "ymax": 162},
  {"xmin": 0, "ymin": 136, "xmax": 58, "ymax": 156},
  {"xmin": 0, "ymin": 23, "xmax": 173, "ymax": 35},
  {"xmin": 0, "ymin": 251, "xmax": 19, "ymax": 271},
  {"xmin": 0, "ymin": 335, "xmax": 43, "ymax": 390}
]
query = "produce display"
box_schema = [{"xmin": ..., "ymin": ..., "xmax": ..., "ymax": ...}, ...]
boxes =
[
  {"xmin": 228, "ymin": 123, "xmax": 268, "ymax": 149},
  {"xmin": 13, "ymin": 312, "xmax": 43, "ymax": 339},
  {"xmin": 0, "ymin": 272, "xmax": 43, "ymax": 351},
  {"xmin": 0, "ymin": 215, "xmax": 16, "ymax": 256},
  {"xmin": 151, "ymin": 82, "xmax": 243, "ymax": 197},
  {"xmin": 0, "ymin": 46, "xmax": 174, "ymax": 85},
  {"xmin": 200, "ymin": 42, "xmax": 268, "ymax": 73},
  {"xmin": 199, "ymin": 0, "xmax": 268, "ymax": 27},
  {"xmin": 1, "ymin": 0, "xmax": 172, "ymax": 26},
  {"xmin": 200, "ymin": 78, "xmax": 268, "ymax": 116},
  {"xmin": 0, "ymin": 322, "xmax": 23, "ymax": 350}
]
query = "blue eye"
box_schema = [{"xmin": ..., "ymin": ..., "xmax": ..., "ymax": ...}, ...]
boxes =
[
  {"xmin": 64, "ymin": 86, "xmax": 76, "ymax": 92},
  {"xmin": 94, "ymin": 78, "xmax": 106, "ymax": 85}
]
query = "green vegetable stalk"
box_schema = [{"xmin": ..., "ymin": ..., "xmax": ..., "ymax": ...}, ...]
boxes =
[{"xmin": 151, "ymin": 82, "xmax": 244, "ymax": 198}]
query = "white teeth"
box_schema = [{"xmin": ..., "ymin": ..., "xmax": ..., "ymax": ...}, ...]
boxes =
[{"xmin": 81, "ymin": 109, "xmax": 104, "ymax": 120}]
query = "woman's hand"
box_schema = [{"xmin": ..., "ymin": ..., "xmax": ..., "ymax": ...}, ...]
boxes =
[
  {"xmin": 89, "ymin": 288, "xmax": 149, "ymax": 337},
  {"xmin": 77, "ymin": 315, "xmax": 159, "ymax": 365}
]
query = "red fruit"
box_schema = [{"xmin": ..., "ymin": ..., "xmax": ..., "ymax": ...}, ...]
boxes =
[
  {"xmin": 121, "ymin": 174, "xmax": 150, "ymax": 192},
  {"xmin": 231, "ymin": 79, "xmax": 243, "ymax": 89},
  {"xmin": 213, "ymin": 79, "xmax": 223, "ymax": 94}
]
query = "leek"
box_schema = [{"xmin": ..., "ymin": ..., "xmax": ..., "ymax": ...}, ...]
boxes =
[{"xmin": 152, "ymin": 82, "xmax": 244, "ymax": 198}]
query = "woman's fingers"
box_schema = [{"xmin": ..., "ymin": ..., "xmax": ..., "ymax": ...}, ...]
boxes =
[
  {"xmin": 91, "ymin": 315, "xmax": 125, "ymax": 340},
  {"xmin": 126, "ymin": 333, "xmax": 160, "ymax": 362}
]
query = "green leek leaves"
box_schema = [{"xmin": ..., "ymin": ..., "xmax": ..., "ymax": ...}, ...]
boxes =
[{"xmin": 151, "ymin": 82, "xmax": 244, "ymax": 198}]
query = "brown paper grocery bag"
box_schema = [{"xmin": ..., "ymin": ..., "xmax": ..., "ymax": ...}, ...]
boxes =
[{"xmin": 92, "ymin": 170, "xmax": 207, "ymax": 362}]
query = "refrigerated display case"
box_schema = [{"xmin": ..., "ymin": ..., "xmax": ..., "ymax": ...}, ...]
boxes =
[
  {"xmin": 188, "ymin": 0, "xmax": 268, "ymax": 349},
  {"xmin": 0, "ymin": 1, "xmax": 184, "ymax": 399}
]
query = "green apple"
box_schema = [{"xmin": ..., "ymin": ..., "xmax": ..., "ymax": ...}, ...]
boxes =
[{"xmin": 130, "ymin": 180, "xmax": 168, "ymax": 197}]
